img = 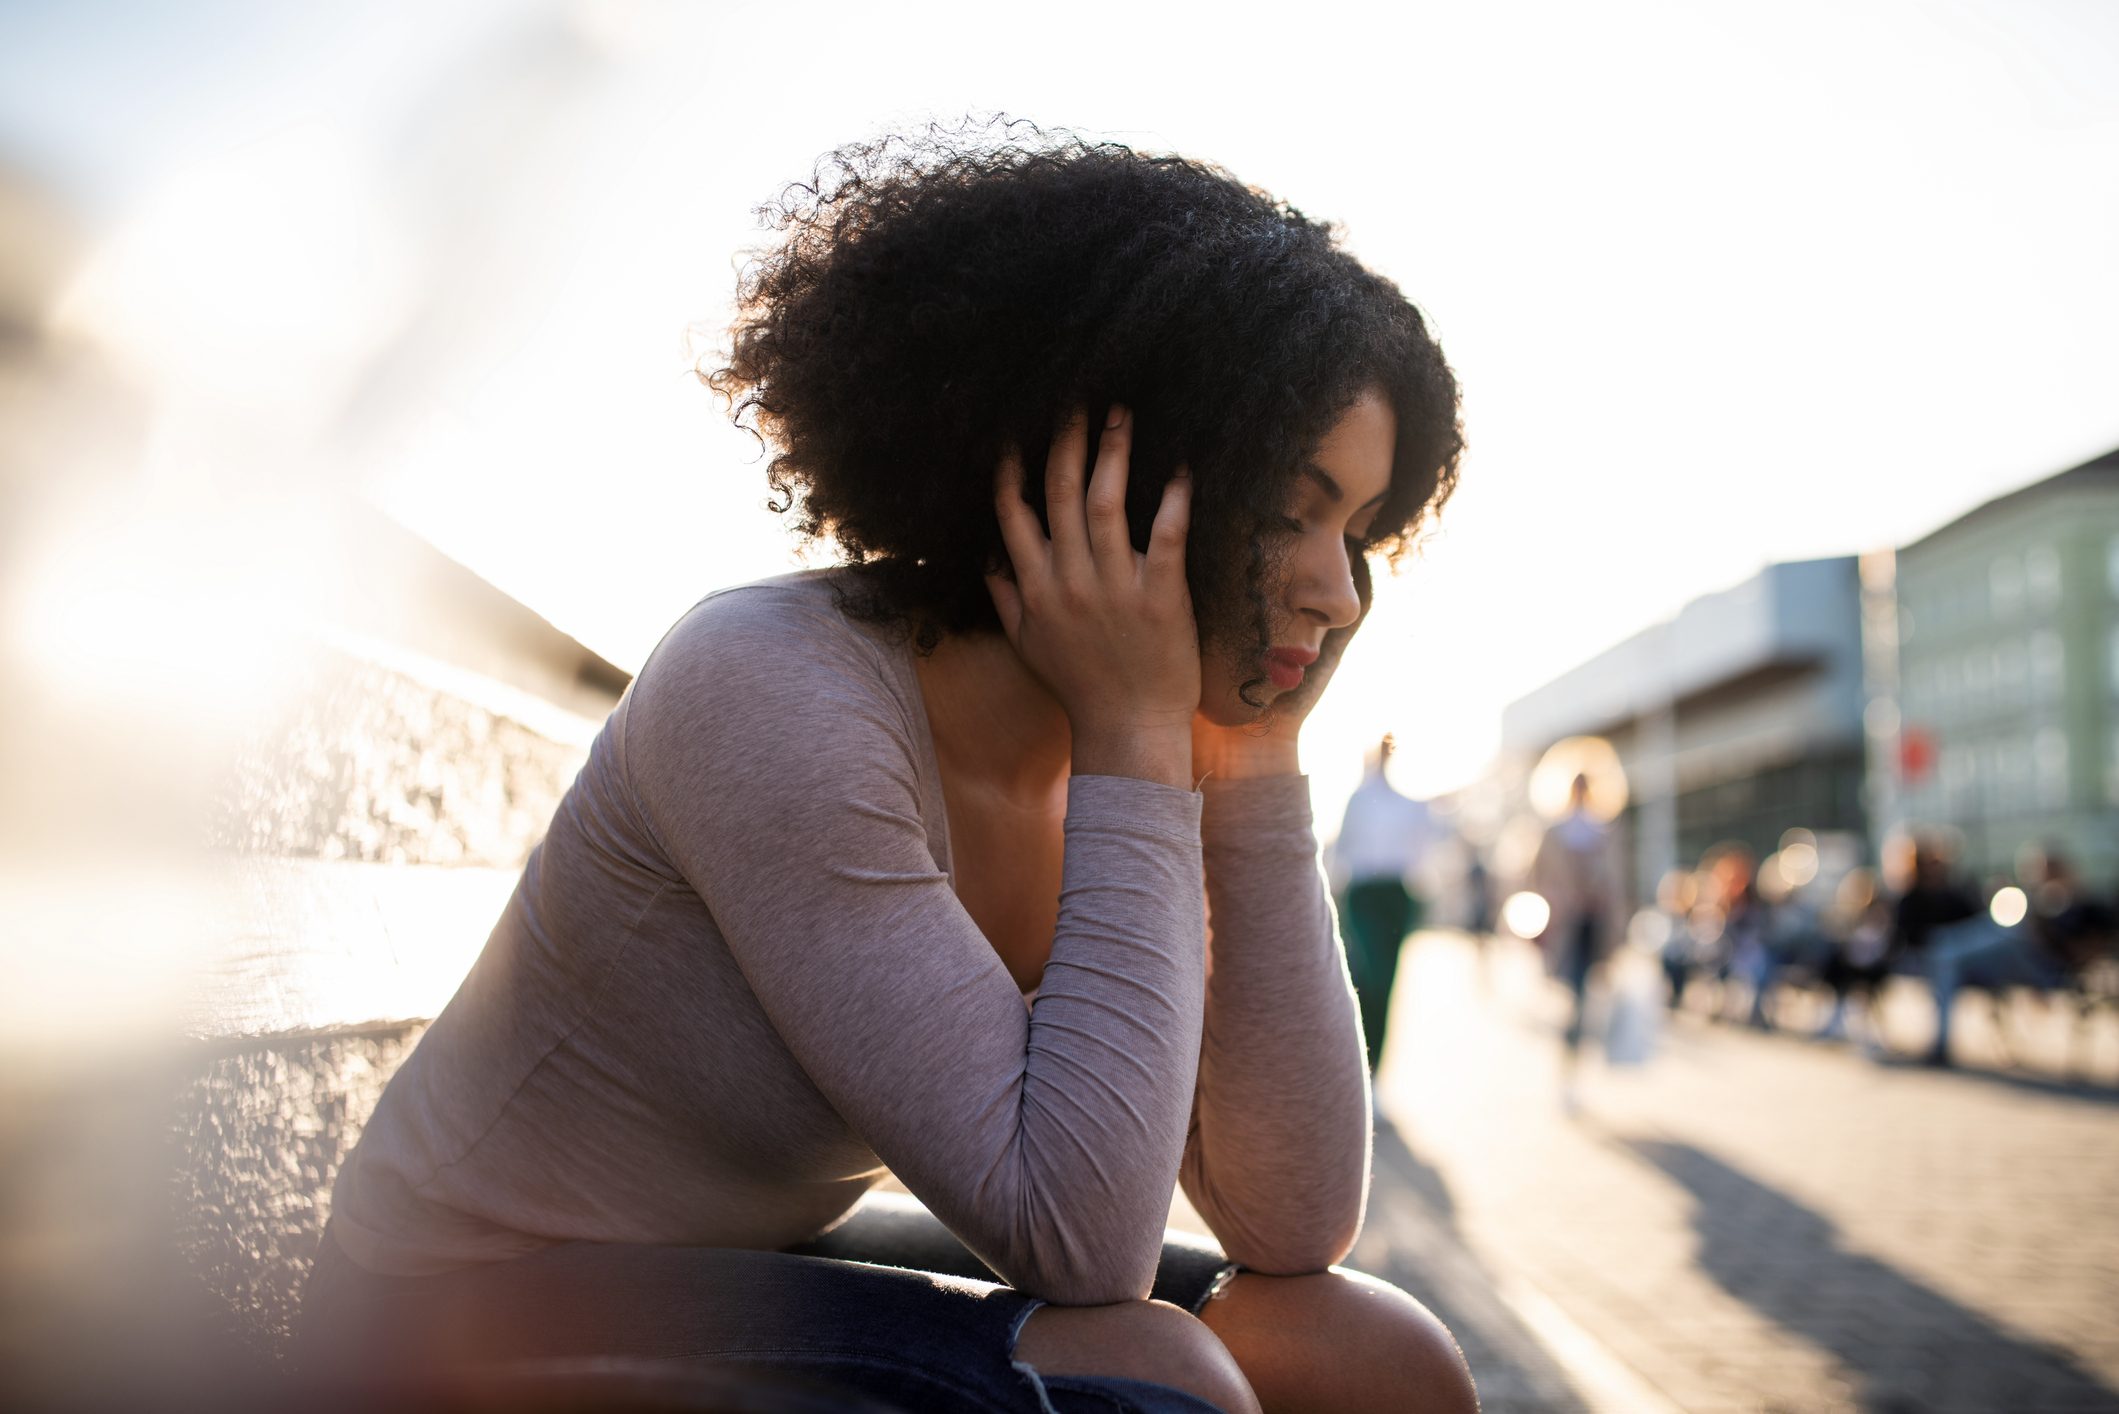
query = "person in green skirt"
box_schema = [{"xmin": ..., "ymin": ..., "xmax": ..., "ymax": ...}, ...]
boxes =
[{"xmin": 1330, "ymin": 736, "xmax": 1439, "ymax": 1073}]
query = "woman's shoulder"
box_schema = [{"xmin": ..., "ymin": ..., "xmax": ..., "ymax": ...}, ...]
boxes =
[
  {"xmin": 675, "ymin": 566, "xmax": 870, "ymax": 634},
  {"xmin": 643, "ymin": 568, "xmax": 902, "ymax": 675},
  {"xmin": 624, "ymin": 567, "xmax": 921, "ymax": 758}
]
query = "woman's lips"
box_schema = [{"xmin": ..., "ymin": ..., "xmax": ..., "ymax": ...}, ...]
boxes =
[{"xmin": 1265, "ymin": 647, "xmax": 1319, "ymax": 691}]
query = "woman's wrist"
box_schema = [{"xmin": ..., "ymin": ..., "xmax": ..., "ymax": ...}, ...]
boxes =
[
  {"xmin": 1071, "ymin": 723, "xmax": 1195, "ymax": 791},
  {"xmin": 1191, "ymin": 734, "xmax": 1302, "ymax": 781}
]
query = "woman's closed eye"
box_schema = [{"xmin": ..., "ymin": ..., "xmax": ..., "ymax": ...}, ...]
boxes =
[{"xmin": 1280, "ymin": 512, "xmax": 1374, "ymax": 554}]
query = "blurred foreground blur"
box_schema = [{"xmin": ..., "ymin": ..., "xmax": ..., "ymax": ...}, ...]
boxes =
[
  {"xmin": 0, "ymin": 496, "xmax": 626, "ymax": 1405},
  {"xmin": 2, "ymin": 198, "xmax": 630, "ymax": 1393}
]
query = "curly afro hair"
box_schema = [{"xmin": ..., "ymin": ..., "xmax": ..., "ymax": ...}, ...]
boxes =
[{"xmin": 704, "ymin": 119, "xmax": 1463, "ymax": 670}]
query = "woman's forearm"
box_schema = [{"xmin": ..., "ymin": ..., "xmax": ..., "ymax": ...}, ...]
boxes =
[{"xmin": 1179, "ymin": 775, "xmax": 1372, "ymax": 1272}]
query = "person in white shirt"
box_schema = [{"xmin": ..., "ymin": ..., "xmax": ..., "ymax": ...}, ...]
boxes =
[{"xmin": 1330, "ymin": 736, "xmax": 1439, "ymax": 1072}]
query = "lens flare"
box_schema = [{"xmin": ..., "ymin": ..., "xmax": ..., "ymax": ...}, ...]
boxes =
[
  {"xmin": 1502, "ymin": 891, "xmax": 1551, "ymax": 939},
  {"xmin": 1779, "ymin": 841, "xmax": 1820, "ymax": 888}
]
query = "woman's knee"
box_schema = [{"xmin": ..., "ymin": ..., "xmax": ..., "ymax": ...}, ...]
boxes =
[
  {"xmin": 1016, "ymin": 1298, "xmax": 1261, "ymax": 1414},
  {"xmin": 1197, "ymin": 1268, "xmax": 1477, "ymax": 1414}
]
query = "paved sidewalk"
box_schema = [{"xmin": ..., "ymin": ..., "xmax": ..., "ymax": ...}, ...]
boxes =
[{"xmin": 1369, "ymin": 931, "xmax": 2119, "ymax": 1413}]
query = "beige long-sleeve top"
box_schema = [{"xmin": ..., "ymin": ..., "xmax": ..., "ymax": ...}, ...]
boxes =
[{"xmin": 327, "ymin": 571, "xmax": 1371, "ymax": 1305}]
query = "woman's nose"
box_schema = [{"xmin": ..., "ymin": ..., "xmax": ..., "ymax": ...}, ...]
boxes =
[{"xmin": 1293, "ymin": 537, "xmax": 1363, "ymax": 629}]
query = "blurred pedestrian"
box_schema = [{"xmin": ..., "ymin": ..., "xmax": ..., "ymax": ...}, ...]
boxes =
[
  {"xmin": 1893, "ymin": 834, "xmax": 1979, "ymax": 965},
  {"xmin": 1651, "ymin": 869, "xmax": 1703, "ymax": 1009},
  {"xmin": 1331, "ymin": 735, "xmax": 1439, "ymax": 1073},
  {"xmin": 1462, "ymin": 847, "xmax": 1498, "ymax": 991},
  {"xmin": 1815, "ymin": 868, "xmax": 1893, "ymax": 1053},
  {"xmin": 1464, "ymin": 851, "xmax": 1495, "ymax": 941},
  {"xmin": 1925, "ymin": 849, "xmax": 2116, "ymax": 1067},
  {"xmin": 1697, "ymin": 844, "xmax": 1766, "ymax": 1025},
  {"xmin": 1530, "ymin": 772, "xmax": 1627, "ymax": 1107}
]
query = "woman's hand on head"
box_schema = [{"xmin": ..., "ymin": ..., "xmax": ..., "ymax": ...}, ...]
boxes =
[{"xmin": 986, "ymin": 407, "xmax": 1199, "ymax": 783}]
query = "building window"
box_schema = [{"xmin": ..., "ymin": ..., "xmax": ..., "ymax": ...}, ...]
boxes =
[
  {"xmin": 2027, "ymin": 545, "xmax": 2063, "ymax": 611},
  {"xmin": 2035, "ymin": 729, "xmax": 2069, "ymax": 811},
  {"xmin": 2108, "ymin": 535, "xmax": 2119, "ymax": 599},
  {"xmin": 1966, "ymin": 649, "xmax": 1994, "ymax": 713},
  {"xmin": 2110, "ymin": 626, "xmax": 2119, "ymax": 697},
  {"xmin": 1942, "ymin": 745, "xmax": 1971, "ymax": 812},
  {"xmin": 1999, "ymin": 641, "xmax": 2028, "ymax": 705},
  {"xmin": 2032, "ymin": 631, "xmax": 2065, "ymax": 702},
  {"xmin": 1990, "ymin": 556, "xmax": 2023, "ymax": 620}
]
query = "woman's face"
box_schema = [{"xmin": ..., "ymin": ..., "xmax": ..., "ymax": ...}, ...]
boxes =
[{"xmin": 1196, "ymin": 387, "xmax": 1398, "ymax": 726}]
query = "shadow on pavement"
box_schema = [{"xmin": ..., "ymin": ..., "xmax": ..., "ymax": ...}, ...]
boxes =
[
  {"xmin": 1373, "ymin": 1112, "xmax": 1459, "ymax": 1228},
  {"xmin": 1620, "ymin": 1138, "xmax": 2119, "ymax": 1413},
  {"xmin": 1369, "ymin": 1115, "xmax": 1592, "ymax": 1414},
  {"xmin": 1865, "ymin": 1052, "xmax": 2119, "ymax": 1107}
]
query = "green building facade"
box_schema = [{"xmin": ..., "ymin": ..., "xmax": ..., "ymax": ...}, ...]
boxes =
[{"xmin": 1888, "ymin": 449, "xmax": 2119, "ymax": 885}]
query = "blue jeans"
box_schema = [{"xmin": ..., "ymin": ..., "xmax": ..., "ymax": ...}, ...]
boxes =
[
  {"xmin": 300, "ymin": 1193, "xmax": 1231, "ymax": 1413},
  {"xmin": 1926, "ymin": 917, "xmax": 2069, "ymax": 1059}
]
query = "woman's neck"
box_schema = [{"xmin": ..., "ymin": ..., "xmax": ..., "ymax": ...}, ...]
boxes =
[{"xmin": 914, "ymin": 629, "xmax": 1073, "ymax": 801}]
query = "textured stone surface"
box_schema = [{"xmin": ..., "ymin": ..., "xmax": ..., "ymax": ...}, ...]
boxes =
[
  {"xmin": 205, "ymin": 643, "xmax": 592, "ymax": 869},
  {"xmin": 171, "ymin": 1025, "xmax": 426, "ymax": 1368}
]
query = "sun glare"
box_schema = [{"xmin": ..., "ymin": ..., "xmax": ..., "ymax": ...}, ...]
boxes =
[
  {"xmin": 1528, "ymin": 736, "xmax": 1630, "ymax": 822},
  {"xmin": 1502, "ymin": 890, "xmax": 1551, "ymax": 940}
]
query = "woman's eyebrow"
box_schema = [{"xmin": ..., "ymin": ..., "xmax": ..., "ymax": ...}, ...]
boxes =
[{"xmin": 1302, "ymin": 462, "xmax": 1388, "ymax": 509}]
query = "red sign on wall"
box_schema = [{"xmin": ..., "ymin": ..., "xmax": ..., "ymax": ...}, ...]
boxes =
[{"xmin": 1899, "ymin": 725, "xmax": 1937, "ymax": 784}]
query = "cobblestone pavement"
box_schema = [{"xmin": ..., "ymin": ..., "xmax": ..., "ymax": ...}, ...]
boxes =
[{"xmin": 1360, "ymin": 931, "xmax": 2119, "ymax": 1413}]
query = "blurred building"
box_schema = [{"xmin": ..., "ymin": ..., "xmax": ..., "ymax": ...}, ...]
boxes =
[
  {"xmin": 1884, "ymin": 447, "xmax": 2119, "ymax": 883},
  {"xmin": 1501, "ymin": 558, "xmax": 1867, "ymax": 903}
]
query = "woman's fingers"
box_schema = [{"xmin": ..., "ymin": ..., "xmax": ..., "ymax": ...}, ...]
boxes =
[
  {"xmin": 1006, "ymin": 408, "xmax": 1178, "ymax": 593},
  {"xmin": 1145, "ymin": 464, "xmax": 1190, "ymax": 587},
  {"xmin": 1084, "ymin": 405, "xmax": 1132, "ymax": 567},
  {"xmin": 1042, "ymin": 408, "xmax": 1092, "ymax": 572},
  {"xmin": 991, "ymin": 415, "xmax": 1201, "ymax": 734},
  {"xmin": 983, "ymin": 568, "xmax": 1025, "ymax": 641},
  {"xmin": 992, "ymin": 447, "xmax": 1047, "ymax": 585}
]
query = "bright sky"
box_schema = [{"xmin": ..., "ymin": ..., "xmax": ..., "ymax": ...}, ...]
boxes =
[{"xmin": 11, "ymin": 0, "xmax": 2119, "ymax": 824}]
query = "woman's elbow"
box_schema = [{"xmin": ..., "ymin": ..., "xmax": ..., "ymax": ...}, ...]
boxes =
[
  {"xmin": 996, "ymin": 1227, "xmax": 1160, "ymax": 1307},
  {"xmin": 1023, "ymin": 1269, "xmax": 1155, "ymax": 1308},
  {"xmin": 1215, "ymin": 1209, "xmax": 1363, "ymax": 1278}
]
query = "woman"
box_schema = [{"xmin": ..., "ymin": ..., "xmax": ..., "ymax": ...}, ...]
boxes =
[
  {"xmin": 1530, "ymin": 773, "xmax": 1628, "ymax": 1106},
  {"xmin": 301, "ymin": 124, "xmax": 1474, "ymax": 1414}
]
